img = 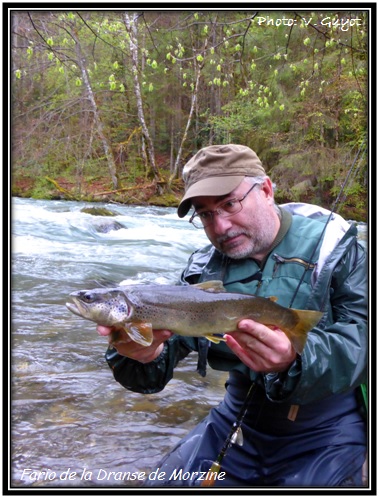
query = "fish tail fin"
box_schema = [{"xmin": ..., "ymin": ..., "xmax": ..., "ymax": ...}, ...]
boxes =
[{"xmin": 286, "ymin": 310, "xmax": 323, "ymax": 354}]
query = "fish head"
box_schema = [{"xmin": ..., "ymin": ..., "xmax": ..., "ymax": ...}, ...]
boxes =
[{"xmin": 66, "ymin": 288, "xmax": 132, "ymax": 326}]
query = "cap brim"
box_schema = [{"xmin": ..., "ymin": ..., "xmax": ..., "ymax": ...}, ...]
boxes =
[{"xmin": 177, "ymin": 176, "xmax": 245, "ymax": 218}]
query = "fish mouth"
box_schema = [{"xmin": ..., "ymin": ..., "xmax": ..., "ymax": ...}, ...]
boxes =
[{"xmin": 66, "ymin": 299, "xmax": 87, "ymax": 317}]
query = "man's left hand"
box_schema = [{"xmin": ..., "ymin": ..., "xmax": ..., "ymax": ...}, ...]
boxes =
[{"xmin": 224, "ymin": 319, "xmax": 297, "ymax": 372}]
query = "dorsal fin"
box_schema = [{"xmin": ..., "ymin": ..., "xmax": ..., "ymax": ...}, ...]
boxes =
[
  {"xmin": 268, "ymin": 296, "xmax": 278, "ymax": 302},
  {"xmin": 192, "ymin": 280, "xmax": 226, "ymax": 293}
]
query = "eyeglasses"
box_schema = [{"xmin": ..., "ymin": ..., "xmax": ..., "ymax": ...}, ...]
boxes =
[{"xmin": 189, "ymin": 183, "xmax": 259, "ymax": 229}]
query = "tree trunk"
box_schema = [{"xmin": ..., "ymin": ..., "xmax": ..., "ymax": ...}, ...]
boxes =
[
  {"xmin": 124, "ymin": 13, "xmax": 162, "ymax": 192},
  {"xmin": 169, "ymin": 61, "xmax": 202, "ymax": 185},
  {"xmin": 72, "ymin": 31, "xmax": 119, "ymax": 189}
]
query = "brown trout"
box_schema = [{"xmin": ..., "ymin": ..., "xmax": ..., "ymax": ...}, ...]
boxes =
[{"xmin": 66, "ymin": 280, "xmax": 323, "ymax": 354}]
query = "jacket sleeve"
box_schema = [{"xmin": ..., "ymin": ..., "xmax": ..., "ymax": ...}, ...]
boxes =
[
  {"xmin": 105, "ymin": 335, "xmax": 198, "ymax": 394},
  {"xmin": 263, "ymin": 239, "xmax": 368, "ymax": 404}
]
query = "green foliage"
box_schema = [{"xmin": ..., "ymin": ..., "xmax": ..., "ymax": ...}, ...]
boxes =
[
  {"xmin": 11, "ymin": 9, "xmax": 368, "ymax": 213},
  {"xmin": 30, "ymin": 177, "xmax": 59, "ymax": 200},
  {"xmin": 148, "ymin": 192, "xmax": 180, "ymax": 207}
]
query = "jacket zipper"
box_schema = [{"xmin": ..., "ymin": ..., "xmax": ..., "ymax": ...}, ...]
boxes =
[{"xmin": 272, "ymin": 253, "xmax": 316, "ymax": 277}]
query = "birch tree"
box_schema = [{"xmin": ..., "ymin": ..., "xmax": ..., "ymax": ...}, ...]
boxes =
[
  {"xmin": 69, "ymin": 19, "xmax": 119, "ymax": 189},
  {"xmin": 12, "ymin": 9, "xmax": 368, "ymax": 213},
  {"xmin": 123, "ymin": 12, "xmax": 162, "ymax": 191},
  {"xmin": 169, "ymin": 56, "xmax": 202, "ymax": 185},
  {"xmin": 14, "ymin": 11, "xmax": 120, "ymax": 188}
]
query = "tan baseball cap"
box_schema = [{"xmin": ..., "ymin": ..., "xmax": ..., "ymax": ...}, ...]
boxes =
[{"xmin": 177, "ymin": 144, "xmax": 266, "ymax": 217}]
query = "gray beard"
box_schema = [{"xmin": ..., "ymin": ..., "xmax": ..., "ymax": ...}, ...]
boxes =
[{"xmin": 216, "ymin": 217, "xmax": 277, "ymax": 260}]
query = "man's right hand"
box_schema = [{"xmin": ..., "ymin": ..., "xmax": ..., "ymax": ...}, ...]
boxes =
[{"xmin": 97, "ymin": 325, "xmax": 173, "ymax": 363}]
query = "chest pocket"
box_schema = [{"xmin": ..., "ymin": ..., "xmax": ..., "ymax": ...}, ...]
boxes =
[
  {"xmin": 223, "ymin": 252, "xmax": 318, "ymax": 309},
  {"xmin": 259, "ymin": 253, "xmax": 318, "ymax": 308}
]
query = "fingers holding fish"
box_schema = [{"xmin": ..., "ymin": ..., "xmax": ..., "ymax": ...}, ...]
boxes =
[
  {"xmin": 97, "ymin": 325, "xmax": 173, "ymax": 363},
  {"xmin": 97, "ymin": 325, "xmax": 113, "ymax": 337},
  {"xmin": 224, "ymin": 319, "xmax": 297, "ymax": 373},
  {"xmin": 113, "ymin": 328, "xmax": 173, "ymax": 363}
]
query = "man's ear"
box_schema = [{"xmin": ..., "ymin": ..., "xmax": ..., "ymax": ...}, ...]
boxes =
[{"xmin": 260, "ymin": 177, "xmax": 274, "ymax": 200}]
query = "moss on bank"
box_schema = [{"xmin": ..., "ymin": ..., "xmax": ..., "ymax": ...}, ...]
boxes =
[{"xmin": 11, "ymin": 173, "xmax": 367, "ymax": 222}]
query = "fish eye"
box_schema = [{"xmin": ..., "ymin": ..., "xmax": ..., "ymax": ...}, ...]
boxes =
[{"xmin": 82, "ymin": 292, "xmax": 95, "ymax": 303}]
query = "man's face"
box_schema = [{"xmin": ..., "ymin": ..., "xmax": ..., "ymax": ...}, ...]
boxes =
[{"xmin": 191, "ymin": 179, "xmax": 280, "ymax": 260}]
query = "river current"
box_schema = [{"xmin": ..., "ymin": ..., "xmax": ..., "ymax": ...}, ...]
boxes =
[{"xmin": 10, "ymin": 197, "xmax": 367, "ymax": 489}]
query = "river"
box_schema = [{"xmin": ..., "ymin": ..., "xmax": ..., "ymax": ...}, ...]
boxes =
[{"xmin": 10, "ymin": 197, "xmax": 367, "ymax": 489}]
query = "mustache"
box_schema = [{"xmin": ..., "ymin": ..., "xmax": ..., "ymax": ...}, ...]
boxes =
[{"xmin": 216, "ymin": 230, "xmax": 249, "ymax": 245}]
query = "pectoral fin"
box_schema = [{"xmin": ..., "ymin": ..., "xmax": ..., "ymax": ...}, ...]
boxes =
[{"xmin": 123, "ymin": 322, "xmax": 154, "ymax": 347}]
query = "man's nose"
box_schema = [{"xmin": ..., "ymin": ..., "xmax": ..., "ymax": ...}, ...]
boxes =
[{"xmin": 210, "ymin": 213, "xmax": 233, "ymax": 234}]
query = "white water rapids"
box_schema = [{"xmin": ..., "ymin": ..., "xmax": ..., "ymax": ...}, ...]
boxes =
[{"xmin": 10, "ymin": 197, "xmax": 367, "ymax": 489}]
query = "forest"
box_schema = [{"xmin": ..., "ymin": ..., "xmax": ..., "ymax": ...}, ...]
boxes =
[{"xmin": 11, "ymin": 9, "xmax": 369, "ymax": 220}]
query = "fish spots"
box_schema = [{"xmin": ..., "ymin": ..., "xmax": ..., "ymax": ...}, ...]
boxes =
[
  {"xmin": 67, "ymin": 283, "xmax": 322, "ymax": 353},
  {"xmin": 108, "ymin": 296, "xmax": 130, "ymax": 322}
]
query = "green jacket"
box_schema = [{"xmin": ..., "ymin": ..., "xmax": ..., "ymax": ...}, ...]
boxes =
[{"xmin": 106, "ymin": 204, "xmax": 367, "ymax": 405}]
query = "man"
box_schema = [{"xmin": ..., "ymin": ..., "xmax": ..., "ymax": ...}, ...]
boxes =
[{"xmin": 99, "ymin": 144, "xmax": 367, "ymax": 487}]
